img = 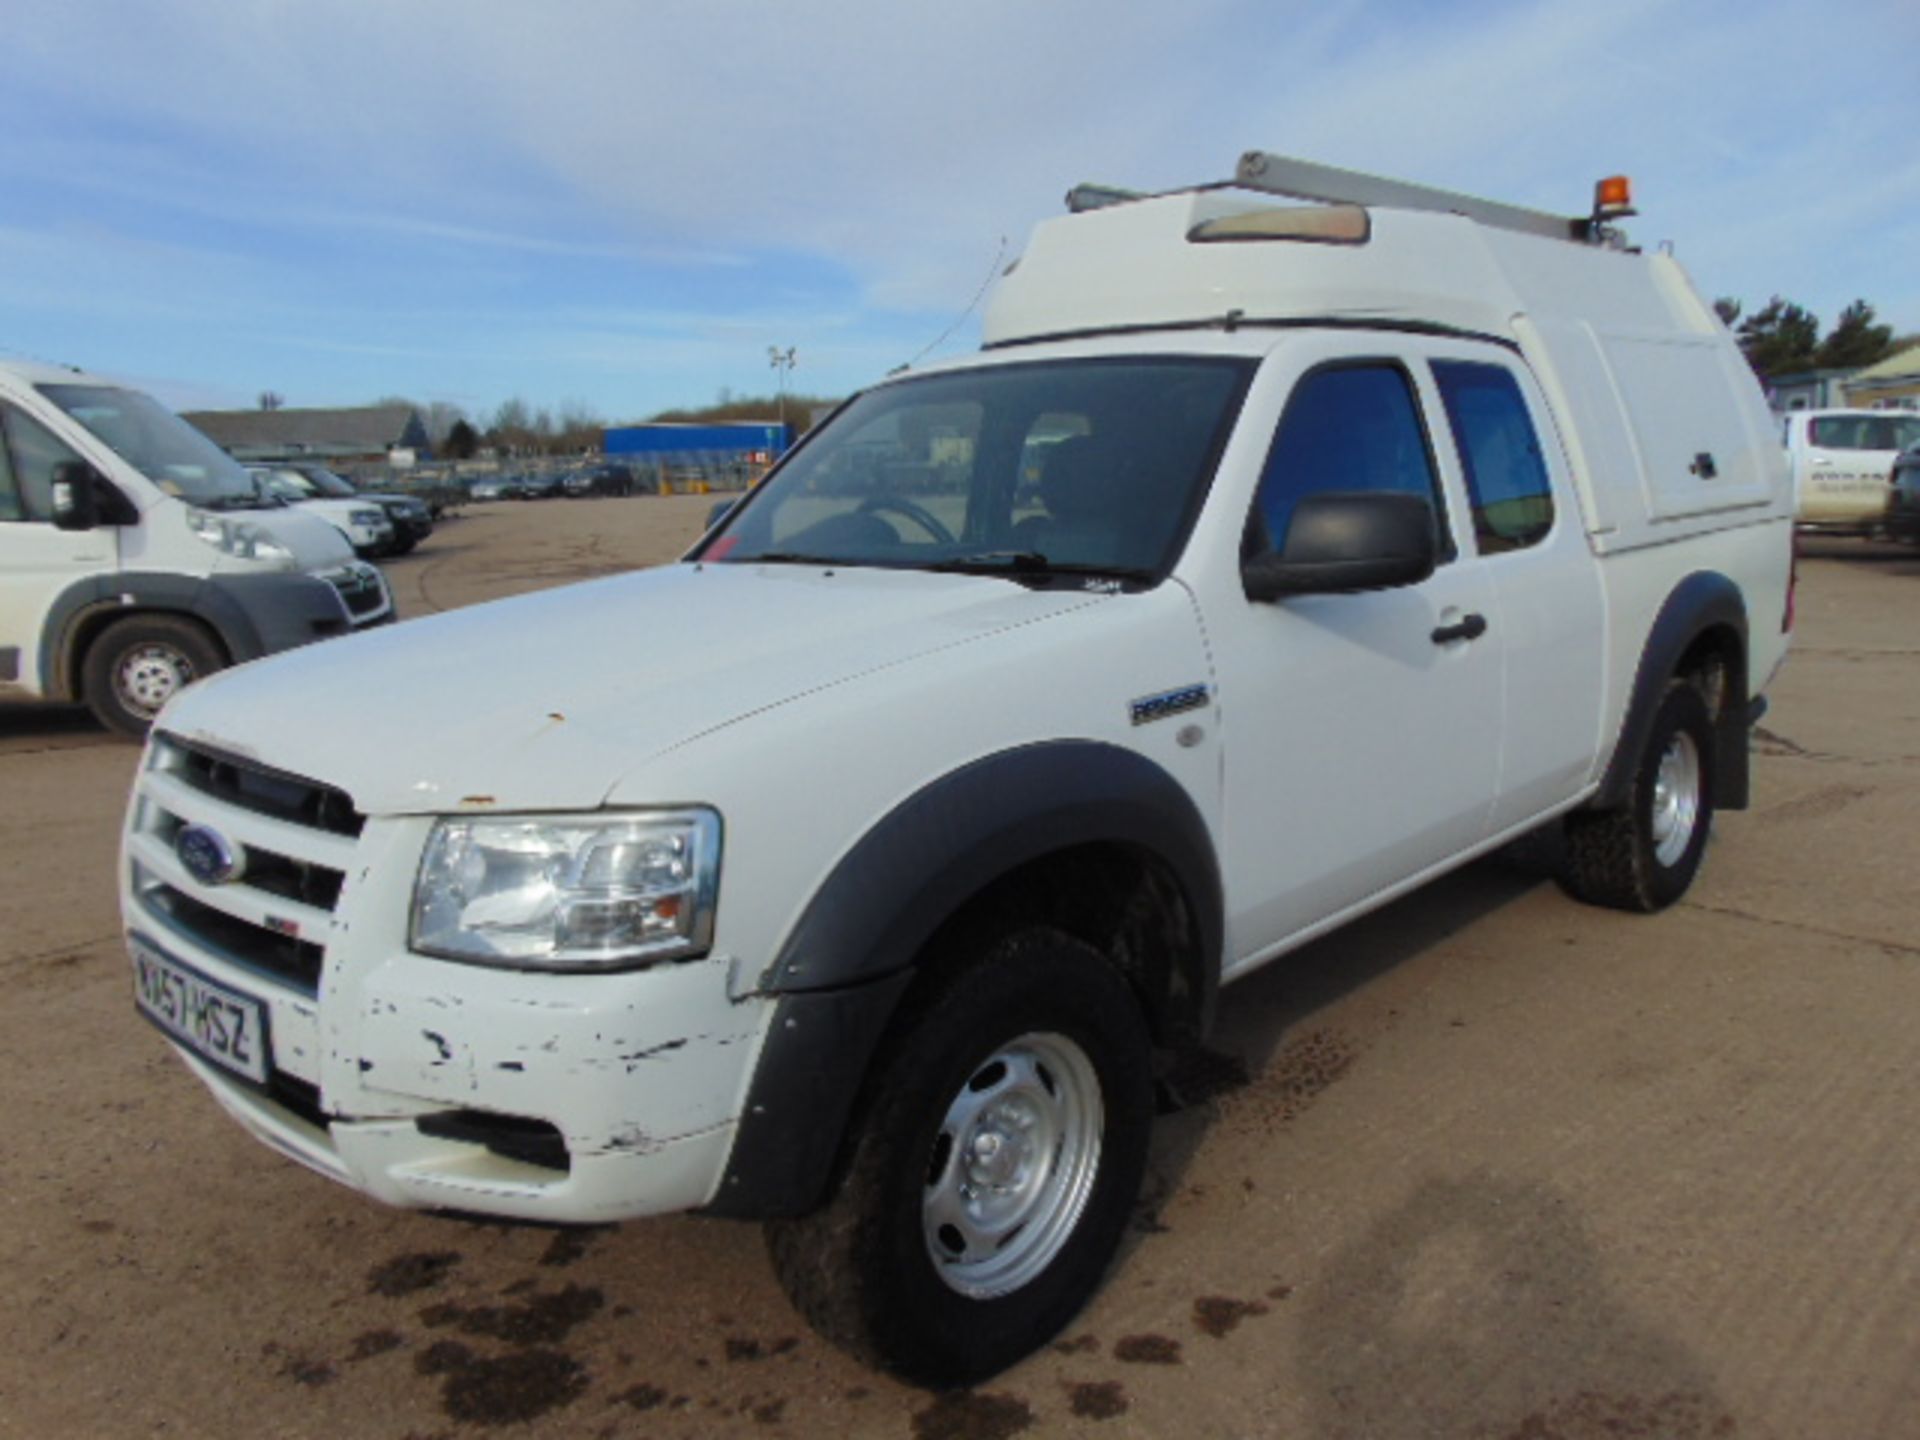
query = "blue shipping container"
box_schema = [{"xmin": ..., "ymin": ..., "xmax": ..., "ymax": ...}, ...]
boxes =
[{"xmin": 604, "ymin": 422, "xmax": 792, "ymax": 458}]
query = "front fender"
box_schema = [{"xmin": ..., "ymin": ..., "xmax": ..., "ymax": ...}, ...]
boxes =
[{"xmin": 705, "ymin": 739, "xmax": 1222, "ymax": 1218}]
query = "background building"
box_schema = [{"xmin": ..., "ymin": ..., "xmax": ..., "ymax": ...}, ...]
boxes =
[
  {"xmin": 1842, "ymin": 345, "xmax": 1920, "ymax": 411},
  {"xmin": 183, "ymin": 404, "xmax": 431, "ymax": 465}
]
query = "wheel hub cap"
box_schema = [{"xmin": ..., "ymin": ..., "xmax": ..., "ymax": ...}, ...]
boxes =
[
  {"xmin": 922, "ymin": 1032, "xmax": 1103, "ymax": 1299},
  {"xmin": 1650, "ymin": 730, "xmax": 1702, "ymax": 868},
  {"xmin": 120, "ymin": 646, "xmax": 193, "ymax": 715}
]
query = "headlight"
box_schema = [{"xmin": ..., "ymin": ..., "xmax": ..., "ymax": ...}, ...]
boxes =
[
  {"xmin": 350, "ymin": 508, "xmax": 385, "ymax": 529},
  {"xmin": 411, "ymin": 811, "xmax": 721, "ymax": 970},
  {"xmin": 185, "ymin": 507, "xmax": 295, "ymax": 566}
]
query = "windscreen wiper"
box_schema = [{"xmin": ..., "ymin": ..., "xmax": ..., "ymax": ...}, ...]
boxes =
[
  {"xmin": 928, "ymin": 551, "xmax": 1154, "ymax": 582},
  {"xmin": 199, "ymin": 494, "xmax": 270, "ymax": 512},
  {"xmin": 739, "ymin": 551, "xmax": 844, "ymax": 566}
]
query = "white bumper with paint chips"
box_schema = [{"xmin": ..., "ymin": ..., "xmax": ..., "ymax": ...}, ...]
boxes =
[{"xmin": 121, "ymin": 737, "xmax": 769, "ymax": 1222}]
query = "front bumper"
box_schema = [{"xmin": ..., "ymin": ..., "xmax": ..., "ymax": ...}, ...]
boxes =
[
  {"xmin": 204, "ymin": 568, "xmax": 387, "ymax": 661},
  {"xmin": 120, "ymin": 738, "xmax": 765, "ymax": 1223}
]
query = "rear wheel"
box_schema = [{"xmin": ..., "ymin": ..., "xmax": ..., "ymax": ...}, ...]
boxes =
[
  {"xmin": 81, "ymin": 615, "xmax": 224, "ymax": 739},
  {"xmin": 765, "ymin": 929, "xmax": 1154, "ymax": 1389},
  {"xmin": 1561, "ymin": 681, "xmax": 1715, "ymax": 911}
]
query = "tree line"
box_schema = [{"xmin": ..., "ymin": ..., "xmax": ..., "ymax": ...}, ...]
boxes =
[
  {"xmin": 1712, "ymin": 297, "xmax": 1915, "ymax": 383},
  {"xmin": 333, "ymin": 390, "xmax": 844, "ymax": 460}
]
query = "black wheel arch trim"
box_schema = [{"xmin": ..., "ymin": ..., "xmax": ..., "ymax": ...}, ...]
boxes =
[
  {"xmin": 759, "ymin": 739, "xmax": 1222, "ymax": 1005},
  {"xmin": 39, "ymin": 570, "xmax": 352, "ymax": 699},
  {"xmin": 1596, "ymin": 570, "xmax": 1753, "ymax": 813},
  {"xmin": 707, "ymin": 739, "xmax": 1223, "ymax": 1219},
  {"xmin": 39, "ymin": 572, "xmax": 253, "ymax": 698}
]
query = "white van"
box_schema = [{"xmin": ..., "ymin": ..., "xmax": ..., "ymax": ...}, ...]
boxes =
[
  {"xmin": 0, "ymin": 359, "xmax": 394, "ymax": 736},
  {"xmin": 122, "ymin": 153, "xmax": 1792, "ymax": 1387},
  {"xmin": 1783, "ymin": 407, "xmax": 1920, "ymax": 532}
]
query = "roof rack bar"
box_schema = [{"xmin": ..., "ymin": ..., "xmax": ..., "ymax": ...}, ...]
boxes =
[
  {"xmin": 1066, "ymin": 183, "xmax": 1148, "ymax": 213},
  {"xmin": 1235, "ymin": 151, "xmax": 1583, "ymax": 243}
]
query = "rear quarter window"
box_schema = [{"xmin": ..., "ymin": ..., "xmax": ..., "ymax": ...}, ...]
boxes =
[{"xmin": 1432, "ymin": 361, "xmax": 1554, "ymax": 553}]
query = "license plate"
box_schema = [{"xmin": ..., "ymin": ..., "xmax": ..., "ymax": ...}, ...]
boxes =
[{"xmin": 131, "ymin": 937, "xmax": 270, "ymax": 1084}]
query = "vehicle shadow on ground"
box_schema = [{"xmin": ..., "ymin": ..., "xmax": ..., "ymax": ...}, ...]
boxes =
[
  {"xmin": 1299, "ymin": 1170, "xmax": 1737, "ymax": 1438},
  {"xmin": 1126, "ymin": 843, "xmax": 1556, "ymax": 1241},
  {"xmin": 1798, "ymin": 536, "xmax": 1920, "ymax": 574},
  {"xmin": 1126, "ymin": 845, "xmax": 1741, "ymax": 1437},
  {"xmin": 0, "ymin": 701, "xmax": 116, "ymax": 748}
]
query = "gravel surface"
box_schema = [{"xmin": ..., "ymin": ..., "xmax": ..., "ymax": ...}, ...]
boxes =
[{"xmin": 3, "ymin": 505, "xmax": 1915, "ymax": 1439}]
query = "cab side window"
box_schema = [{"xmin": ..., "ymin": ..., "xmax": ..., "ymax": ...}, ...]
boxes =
[
  {"xmin": 1432, "ymin": 361, "xmax": 1554, "ymax": 553},
  {"xmin": 0, "ymin": 404, "xmax": 85, "ymax": 523},
  {"xmin": 1252, "ymin": 363, "xmax": 1450, "ymax": 559},
  {"xmin": 0, "ymin": 408, "xmax": 20, "ymax": 521}
]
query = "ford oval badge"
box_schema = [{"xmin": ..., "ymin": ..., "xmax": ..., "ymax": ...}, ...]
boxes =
[{"xmin": 176, "ymin": 823, "xmax": 243, "ymax": 885}]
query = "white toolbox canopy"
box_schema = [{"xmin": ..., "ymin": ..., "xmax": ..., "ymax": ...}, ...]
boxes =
[{"xmin": 983, "ymin": 151, "xmax": 1789, "ymax": 553}]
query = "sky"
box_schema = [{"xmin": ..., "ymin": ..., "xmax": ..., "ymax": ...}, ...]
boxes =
[{"xmin": 3, "ymin": 0, "xmax": 1916, "ymax": 426}]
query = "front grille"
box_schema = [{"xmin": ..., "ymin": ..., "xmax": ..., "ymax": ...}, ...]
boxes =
[
  {"xmin": 320, "ymin": 563, "xmax": 389, "ymax": 624},
  {"xmin": 242, "ymin": 845, "xmax": 346, "ymax": 910},
  {"xmin": 334, "ymin": 579, "xmax": 385, "ymax": 618},
  {"xmin": 169, "ymin": 739, "xmax": 363, "ymax": 837},
  {"xmin": 133, "ymin": 736, "xmax": 364, "ymax": 998},
  {"xmin": 141, "ymin": 878, "xmax": 326, "ymax": 992}
]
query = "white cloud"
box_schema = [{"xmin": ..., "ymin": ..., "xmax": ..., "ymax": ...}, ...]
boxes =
[{"xmin": 6, "ymin": 0, "xmax": 1918, "ymax": 414}]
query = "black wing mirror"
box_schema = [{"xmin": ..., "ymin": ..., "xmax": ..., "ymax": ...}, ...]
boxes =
[
  {"xmin": 50, "ymin": 460, "xmax": 107, "ymax": 531},
  {"xmin": 1242, "ymin": 490, "xmax": 1437, "ymax": 602}
]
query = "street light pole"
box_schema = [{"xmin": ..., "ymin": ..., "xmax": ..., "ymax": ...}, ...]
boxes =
[{"xmin": 769, "ymin": 346, "xmax": 797, "ymax": 435}]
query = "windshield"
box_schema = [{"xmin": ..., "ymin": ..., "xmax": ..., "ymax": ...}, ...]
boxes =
[
  {"xmin": 1809, "ymin": 413, "xmax": 1920, "ymax": 452},
  {"xmin": 38, "ymin": 383, "xmax": 261, "ymax": 506},
  {"xmin": 697, "ymin": 357, "xmax": 1254, "ymax": 582},
  {"xmin": 251, "ymin": 464, "xmax": 357, "ymax": 499},
  {"xmin": 251, "ymin": 469, "xmax": 310, "ymax": 501},
  {"xmin": 295, "ymin": 465, "xmax": 359, "ymax": 498}
]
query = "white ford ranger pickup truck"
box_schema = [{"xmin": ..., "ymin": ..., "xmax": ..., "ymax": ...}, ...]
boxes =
[{"xmin": 120, "ymin": 152, "xmax": 1793, "ymax": 1387}]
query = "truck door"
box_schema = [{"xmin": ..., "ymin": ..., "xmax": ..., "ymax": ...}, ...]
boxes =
[
  {"xmin": 1211, "ymin": 342, "xmax": 1502, "ymax": 972},
  {"xmin": 0, "ymin": 402, "xmax": 118, "ymax": 699},
  {"xmin": 1424, "ymin": 351, "xmax": 1606, "ymax": 833}
]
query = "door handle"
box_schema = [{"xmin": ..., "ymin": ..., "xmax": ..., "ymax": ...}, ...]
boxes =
[{"xmin": 1431, "ymin": 613, "xmax": 1488, "ymax": 645}]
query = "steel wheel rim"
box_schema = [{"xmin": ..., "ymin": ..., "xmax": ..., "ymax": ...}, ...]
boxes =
[
  {"xmin": 118, "ymin": 644, "xmax": 194, "ymax": 716},
  {"xmin": 922, "ymin": 1031, "xmax": 1103, "ymax": 1300},
  {"xmin": 1650, "ymin": 730, "xmax": 1702, "ymax": 868}
]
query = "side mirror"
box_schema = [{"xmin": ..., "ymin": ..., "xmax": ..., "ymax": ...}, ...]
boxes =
[
  {"xmin": 705, "ymin": 499, "xmax": 736, "ymax": 531},
  {"xmin": 1242, "ymin": 490, "xmax": 1437, "ymax": 602},
  {"xmin": 50, "ymin": 460, "xmax": 105, "ymax": 531}
]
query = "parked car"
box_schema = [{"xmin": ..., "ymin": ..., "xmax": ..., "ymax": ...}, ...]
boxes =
[
  {"xmin": 248, "ymin": 467, "xmax": 394, "ymax": 558},
  {"xmin": 1886, "ymin": 443, "xmax": 1920, "ymax": 543},
  {"xmin": 250, "ymin": 463, "xmax": 433, "ymax": 554},
  {"xmin": 520, "ymin": 470, "xmax": 567, "ymax": 499},
  {"xmin": 468, "ymin": 475, "xmax": 525, "ymax": 502},
  {"xmin": 1782, "ymin": 408, "xmax": 1920, "ymax": 533},
  {"xmin": 0, "ymin": 358, "xmax": 390, "ymax": 736},
  {"xmin": 121, "ymin": 151, "xmax": 1793, "ymax": 1387},
  {"xmin": 563, "ymin": 463, "xmax": 639, "ymax": 497}
]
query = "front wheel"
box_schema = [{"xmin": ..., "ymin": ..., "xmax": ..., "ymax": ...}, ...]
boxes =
[
  {"xmin": 1560, "ymin": 681, "xmax": 1716, "ymax": 912},
  {"xmin": 81, "ymin": 615, "xmax": 224, "ymax": 739},
  {"xmin": 765, "ymin": 929, "xmax": 1154, "ymax": 1389}
]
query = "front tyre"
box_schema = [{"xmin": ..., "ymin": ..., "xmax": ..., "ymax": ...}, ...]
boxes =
[
  {"xmin": 1561, "ymin": 681, "xmax": 1716, "ymax": 912},
  {"xmin": 81, "ymin": 615, "xmax": 224, "ymax": 740},
  {"xmin": 765, "ymin": 929, "xmax": 1154, "ymax": 1389}
]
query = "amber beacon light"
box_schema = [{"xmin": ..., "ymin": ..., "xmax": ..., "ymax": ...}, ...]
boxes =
[{"xmin": 1593, "ymin": 174, "xmax": 1635, "ymax": 222}]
